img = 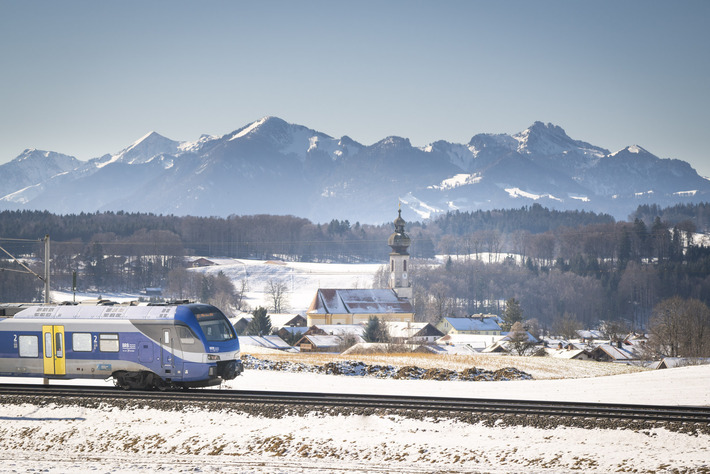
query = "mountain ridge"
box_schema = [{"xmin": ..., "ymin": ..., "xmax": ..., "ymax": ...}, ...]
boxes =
[{"xmin": 2, "ymin": 117, "xmax": 709, "ymax": 223}]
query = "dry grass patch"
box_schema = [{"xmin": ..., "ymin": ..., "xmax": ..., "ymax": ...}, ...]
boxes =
[{"xmin": 242, "ymin": 350, "xmax": 646, "ymax": 380}]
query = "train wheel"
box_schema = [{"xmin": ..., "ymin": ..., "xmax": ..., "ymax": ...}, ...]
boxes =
[
  {"xmin": 154, "ymin": 377, "xmax": 168, "ymax": 391},
  {"xmin": 113, "ymin": 372, "xmax": 132, "ymax": 390}
]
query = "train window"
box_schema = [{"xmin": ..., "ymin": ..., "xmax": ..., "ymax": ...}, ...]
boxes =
[
  {"xmin": 55, "ymin": 333, "xmax": 63, "ymax": 358},
  {"xmin": 192, "ymin": 306, "xmax": 236, "ymax": 342},
  {"xmin": 198, "ymin": 318, "xmax": 236, "ymax": 342},
  {"xmin": 178, "ymin": 326, "xmax": 196, "ymax": 345},
  {"xmin": 18, "ymin": 335, "xmax": 39, "ymax": 358},
  {"xmin": 72, "ymin": 333, "xmax": 92, "ymax": 352},
  {"xmin": 99, "ymin": 333, "xmax": 119, "ymax": 352},
  {"xmin": 44, "ymin": 332, "xmax": 52, "ymax": 358}
]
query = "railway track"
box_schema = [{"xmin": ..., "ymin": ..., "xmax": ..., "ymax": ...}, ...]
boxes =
[{"xmin": 2, "ymin": 383, "xmax": 709, "ymax": 425}]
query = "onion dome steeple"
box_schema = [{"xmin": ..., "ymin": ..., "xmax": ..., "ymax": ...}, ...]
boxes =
[{"xmin": 388, "ymin": 208, "xmax": 410, "ymax": 255}]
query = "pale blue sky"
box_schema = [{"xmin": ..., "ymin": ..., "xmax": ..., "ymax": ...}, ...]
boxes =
[{"xmin": 2, "ymin": 1, "xmax": 709, "ymax": 175}]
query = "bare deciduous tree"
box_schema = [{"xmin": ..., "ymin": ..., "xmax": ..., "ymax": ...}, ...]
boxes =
[
  {"xmin": 552, "ymin": 312, "xmax": 582, "ymax": 340},
  {"xmin": 266, "ymin": 278, "xmax": 289, "ymax": 313},
  {"xmin": 648, "ymin": 297, "xmax": 710, "ymax": 357}
]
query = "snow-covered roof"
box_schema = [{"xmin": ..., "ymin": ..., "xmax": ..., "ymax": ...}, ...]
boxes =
[
  {"xmin": 648, "ymin": 357, "xmax": 710, "ymax": 369},
  {"xmin": 470, "ymin": 313, "xmax": 503, "ymax": 323},
  {"xmin": 238, "ymin": 335, "xmax": 291, "ymax": 350},
  {"xmin": 386, "ymin": 322, "xmax": 441, "ymax": 339},
  {"xmin": 590, "ymin": 344, "xmax": 638, "ymax": 361},
  {"xmin": 232, "ymin": 313, "xmax": 253, "ymax": 323},
  {"xmin": 546, "ymin": 348, "xmax": 589, "ymax": 359},
  {"xmin": 500, "ymin": 331, "xmax": 538, "ymax": 343},
  {"xmin": 299, "ymin": 334, "xmax": 365, "ymax": 347},
  {"xmin": 435, "ymin": 333, "xmax": 503, "ymax": 351},
  {"xmin": 279, "ymin": 326, "xmax": 308, "ymax": 335},
  {"xmin": 482, "ymin": 341, "xmax": 511, "ymax": 353},
  {"xmin": 309, "ymin": 324, "xmax": 365, "ymax": 336},
  {"xmin": 423, "ymin": 344, "xmax": 480, "ymax": 355},
  {"xmin": 268, "ymin": 313, "xmax": 305, "ymax": 328},
  {"xmin": 442, "ymin": 317, "xmax": 502, "ymax": 332},
  {"xmin": 308, "ymin": 289, "xmax": 413, "ymax": 315},
  {"xmin": 542, "ymin": 338, "xmax": 570, "ymax": 347}
]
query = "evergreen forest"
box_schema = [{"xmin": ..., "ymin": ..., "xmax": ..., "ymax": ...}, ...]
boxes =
[{"xmin": 2, "ymin": 203, "xmax": 710, "ymax": 337}]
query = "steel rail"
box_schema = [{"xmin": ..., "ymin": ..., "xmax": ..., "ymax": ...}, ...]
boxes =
[{"xmin": 1, "ymin": 384, "xmax": 709, "ymax": 424}]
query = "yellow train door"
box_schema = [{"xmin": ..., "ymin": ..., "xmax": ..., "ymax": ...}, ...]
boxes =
[{"xmin": 42, "ymin": 325, "xmax": 66, "ymax": 376}]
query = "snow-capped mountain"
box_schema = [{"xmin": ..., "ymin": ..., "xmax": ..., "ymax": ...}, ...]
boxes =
[
  {"xmin": 0, "ymin": 149, "xmax": 81, "ymax": 201},
  {"xmin": 1, "ymin": 117, "xmax": 708, "ymax": 223},
  {"xmin": 92, "ymin": 131, "xmax": 181, "ymax": 169}
]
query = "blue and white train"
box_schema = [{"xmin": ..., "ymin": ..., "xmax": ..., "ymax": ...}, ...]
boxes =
[{"xmin": 0, "ymin": 303, "xmax": 243, "ymax": 390}]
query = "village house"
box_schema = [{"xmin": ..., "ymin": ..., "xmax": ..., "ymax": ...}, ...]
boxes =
[
  {"xmin": 268, "ymin": 313, "xmax": 307, "ymax": 329},
  {"xmin": 386, "ymin": 322, "xmax": 443, "ymax": 344},
  {"xmin": 303, "ymin": 324, "xmax": 366, "ymax": 338},
  {"xmin": 435, "ymin": 333, "xmax": 503, "ymax": 352},
  {"xmin": 276, "ymin": 326, "xmax": 308, "ymax": 342},
  {"xmin": 231, "ymin": 313, "xmax": 253, "ymax": 335},
  {"xmin": 436, "ymin": 315, "xmax": 502, "ymax": 336},
  {"xmin": 545, "ymin": 347, "xmax": 592, "ymax": 360},
  {"xmin": 295, "ymin": 334, "xmax": 366, "ymax": 353},
  {"xmin": 587, "ymin": 343, "xmax": 639, "ymax": 362},
  {"xmin": 190, "ymin": 257, "xmax": 216, "ymax": 268}
]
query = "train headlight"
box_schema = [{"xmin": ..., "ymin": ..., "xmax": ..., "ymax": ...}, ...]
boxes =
[{"xmin": 207, "ymin": 354, "xmax": 221, "ymax": 361}]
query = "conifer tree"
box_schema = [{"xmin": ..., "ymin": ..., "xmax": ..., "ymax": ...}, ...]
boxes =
[
  {"xmin": 246, "ymin": 307, "xmax": 272, "ymax": 336},
  {"xmin": 363, "ymin": 316, "xmax": 389, "ymax": 343},
  {"xmin": 502, "ymin": 297, "xmax": 523, "ymax": 332}
]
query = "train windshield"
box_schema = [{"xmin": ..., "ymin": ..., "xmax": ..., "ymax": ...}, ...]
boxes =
[{"xmin": 193, "ymin": 309, "xmax": 236, "ymax": 342}]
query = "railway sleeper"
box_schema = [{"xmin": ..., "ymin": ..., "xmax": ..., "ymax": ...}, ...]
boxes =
[{"xmin": 113, "ymin": 370, "xmax": 172, "ymax": 391}]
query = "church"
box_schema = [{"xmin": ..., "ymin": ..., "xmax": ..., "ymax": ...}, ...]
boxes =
[{"xmin": 306, "ymin": 208, "xmax": 415, "ymax": 326}]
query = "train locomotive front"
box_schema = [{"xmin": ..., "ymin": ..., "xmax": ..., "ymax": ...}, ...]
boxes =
[{"xmin": 0, "ymin": 302, "xmax": 243, "ymax": 390}]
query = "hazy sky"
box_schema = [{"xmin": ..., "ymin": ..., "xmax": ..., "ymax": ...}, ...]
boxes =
[{"xmin": 2, "ymin": 1, "xmax": 709, "ymax": 175}]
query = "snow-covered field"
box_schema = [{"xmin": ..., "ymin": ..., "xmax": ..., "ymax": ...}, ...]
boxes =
[
  {"xmin": 0, "ymin": 360, "xmax": 708, "ymax": 473},
  {"xmin": 191, "ymin": 258, "xmax": 384, "ymax": 312},
  {"xmin": 17, "ymin": 258, "xmax": 707, "ymax": 471},
  {"xmin": 53, "ymin": 258, "xmax": 384, "ymax": 313}
]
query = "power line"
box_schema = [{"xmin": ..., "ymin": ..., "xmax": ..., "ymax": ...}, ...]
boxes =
[{"xmin": 0, "ymin": 237, "xmax": 44, "ymax": 243}]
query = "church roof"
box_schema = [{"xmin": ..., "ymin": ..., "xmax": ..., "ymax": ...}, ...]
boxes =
[{"xmin": 308, "ymin": 288, "xmax": 413, "ymax": 315}]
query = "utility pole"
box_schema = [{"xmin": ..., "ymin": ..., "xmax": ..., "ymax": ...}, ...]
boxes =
[{"xmin": 44, "ymin": 235, "xmax": 50, "ymax": 304}]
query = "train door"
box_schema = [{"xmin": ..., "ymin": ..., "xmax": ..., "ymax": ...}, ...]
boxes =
[
  {"xmin": 161, "ymin": 328, "xmax": 174, "ymax": 373},
  {"xmin": 42, "ymin": 325, "xmax": 66, "ymax": 376}
]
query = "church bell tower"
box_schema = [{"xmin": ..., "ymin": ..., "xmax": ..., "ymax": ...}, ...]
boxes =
[{"xmin": 388, "ymin": 207, "xmax": 412, "ymax": 299}]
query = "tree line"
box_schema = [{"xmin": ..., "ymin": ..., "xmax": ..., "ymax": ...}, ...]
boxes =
[
  {"xmin": 407, "ymin": 219, "xmax": 710, "ymax": 327},
  {"xmin": 2, "ymin": 203, "xmax": 710, "ymax": 331}
]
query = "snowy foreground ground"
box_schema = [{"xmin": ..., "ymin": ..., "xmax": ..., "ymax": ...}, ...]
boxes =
[{"xmin": 0, "ymin": 361, "xmax": 708, "ymax": 473}]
